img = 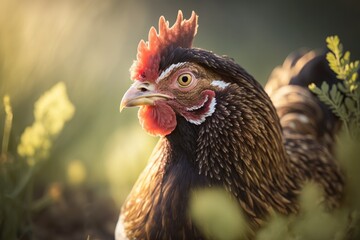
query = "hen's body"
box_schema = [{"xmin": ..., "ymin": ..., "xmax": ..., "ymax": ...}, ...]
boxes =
[
  {"xmin": 117, "ymin": 12, "xmax": 344, "ymax": 240},
  {"xmin": 266, "ymin": 50, "xmax": 344, "ymax": 209}
]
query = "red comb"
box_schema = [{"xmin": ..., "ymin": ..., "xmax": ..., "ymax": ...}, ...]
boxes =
[{"xmin": 130, "ymin": 10, "xmax": 198, "ymax": 82}]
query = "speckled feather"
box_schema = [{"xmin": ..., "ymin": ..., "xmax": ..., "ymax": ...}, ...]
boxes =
[
  {"xmin": 120, "ymin": 49, "xmax": 344, "ymax": 239},
  {"xmin": 265, "ymin": 50, "xmax": 344, "ymax": 208},
  {"xmin": 119, "ymin": 12, "xmax": 344, "ymax": 240}
]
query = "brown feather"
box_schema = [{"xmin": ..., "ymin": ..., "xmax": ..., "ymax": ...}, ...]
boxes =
[{"xmin": 119, "ymin": 13, "xmax": 344, "ymax": 240}]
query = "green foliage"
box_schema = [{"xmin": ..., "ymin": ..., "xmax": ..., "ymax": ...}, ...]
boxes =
[
  {"xmin": 256, "ymin": 132, "xmax": 360, "ymax": 240},
  {"xmin": 309, "ymin": 35, "xmax": 360, "ymax": 139},
  {"xmin": 326, "ymin": 36, "xmax": 359, "ymax": 88},
  {"xmin": 189, "ymin": 188, "xmax": 248, "ymax": 240},
  {"xmin": 0, "ymin": 82, "xmax": 75, "ymax": 239},
  {"xmin": 257, "ymin": 183, "xmax": 350, "ymax": 240}
]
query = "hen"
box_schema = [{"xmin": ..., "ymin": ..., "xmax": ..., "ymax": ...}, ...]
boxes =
[{"xmin": 117, "ymin": 11, "xmax": 344, "ymax": 239}]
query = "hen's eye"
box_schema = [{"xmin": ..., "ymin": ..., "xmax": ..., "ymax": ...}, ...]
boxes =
[{"xmin": 177, "ymin": 73, "xmax": 192, "ymax": 87}]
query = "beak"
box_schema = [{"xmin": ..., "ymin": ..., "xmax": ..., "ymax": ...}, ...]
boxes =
[{"xmin": 120, "ymin": 81, "xmax": 172, "ymax": 112}]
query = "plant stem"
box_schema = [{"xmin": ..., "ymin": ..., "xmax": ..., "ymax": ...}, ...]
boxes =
[
  {"xmin": 25, "ymin": 171, "xmax": 35, "ymax": 237},
  {"xmin": 343, "ymin": 120, "xmax": 351, "ymax": 139},
  {"xmin": 1, "ymin": 95, "xmax": 13, "ymax": 160},
  {"xmin": 7, "ymin": 166, "xmax": 35, "ymax": 198}
]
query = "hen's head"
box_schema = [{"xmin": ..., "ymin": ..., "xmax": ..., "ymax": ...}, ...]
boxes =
[{"xmin": 120, "ymin": 11, "xmax": 263, "ymax": 137}]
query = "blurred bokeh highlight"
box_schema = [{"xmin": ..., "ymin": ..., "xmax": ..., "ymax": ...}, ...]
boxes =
[{"xmin": 0, "ymin": 0, "xmax": 359, "ymax": 239}]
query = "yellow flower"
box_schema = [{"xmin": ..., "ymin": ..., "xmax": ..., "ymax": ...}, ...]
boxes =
[
  {"xmin": 17, "ymin": 82, "xmax": 75, "ymax": 163},
  {"xmin": 308, "ymin": 83, "xmax": 316, "ymax": 91},
  {"xmin": 34, "ymin": 82, "xmax": 75, "ymax": 135}
]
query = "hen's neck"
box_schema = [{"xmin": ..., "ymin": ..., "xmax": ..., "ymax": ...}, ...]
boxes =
[
  {"xmin": 194, "ymin": 84, "xmax": 298, "ymax": 222},
  {"xmin": 165, "ymin": 116, "xmax": 199, "ymax": 160},
  {"xmin": 121, "ymin": 116, "xmax": 209, "ymax": 239}
]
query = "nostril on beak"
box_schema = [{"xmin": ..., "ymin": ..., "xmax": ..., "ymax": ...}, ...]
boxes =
[
  {"xmin": 139, "ymin": 87, "xmax": 148, "ymax": 92},
  {"xmin": 136, "ymin": 82, "xmax": 151, "ymax": 92}
]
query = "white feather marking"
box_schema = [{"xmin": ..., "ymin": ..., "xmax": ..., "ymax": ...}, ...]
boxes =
[
  {"xmin": 298, "ymin": 114, "xmax": 309, "ymax": 123},
  {"xmin": 115, "ymin": 215, "xmax": 128, "ymax": 240},
  {"xmin": 156, "ymin": 62, "xmax": 187, "ymax": 83},
  {"xmin": 186, "ymin": 95, "xmax": 208, "ymax": 111},
  {"xmin": 207, "ymin": 97, "xmax": 217, "ymax": 117},
  {"xmin": 188, "ymin": 97, "xmax": 217, "ymax": 125},
  {"xmin": 211, "ymin": 80, "xmax": 230, "ymax": 89}
]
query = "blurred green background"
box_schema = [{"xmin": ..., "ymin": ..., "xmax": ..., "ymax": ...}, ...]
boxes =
[{"xmin": 0, "ymin": 0, "xmax": 359, "ymax": 238}]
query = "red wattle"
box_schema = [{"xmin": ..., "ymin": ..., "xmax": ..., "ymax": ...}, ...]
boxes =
[{"xmin": 138, "ymin": 103, "xmax": 177, "ymax": 136}]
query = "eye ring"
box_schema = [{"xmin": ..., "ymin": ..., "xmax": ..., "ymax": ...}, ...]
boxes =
[{"xmin": 177, "ymin": 73, "xmax": 192, "ymax": 87}]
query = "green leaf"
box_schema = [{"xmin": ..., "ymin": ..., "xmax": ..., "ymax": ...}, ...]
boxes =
[
  {"xmin": 326, "ymin": 36, "xmax": 340, "ymax": 54},
  {"xmin": 338, "ymin": 105, "xmax": 348, "ymax": 118},
  {"xmin": 343, "ymin": 51, "xmax": 350, "ymax": 63},
  {"xmin": 326, "ymin": 53, "xmax": 340, "ymax": 75},
  {"xmin": 350, "ymin": 85, "xmax": 358, "ymax": 92},
  {"xmin": 321, "ymin": 82, "xmax": 329, "ymax": 93},
  {"xmin": 326, "ymin": 52, "xmax": 336, "ymax": 63},
  {"xmin": 309, "ymin": 83, "xmax": 322, "ymax": 94},
  {"xmin": 354, "ymin": 60, "xmax": 360, "ymax": 69},
  {"xmin": 337, "ymin": 92, "xmax": 344, "ymax": 104},
  {"xmin": 330, "ymin": 85, "xmax": 338, "ymax": 101},
  {"xmin": 190, "ymin": 188, "xmax": 248, "ymax": 240},
  {"xmin": 309, "ymin": 35, "xmax": 359, "ymax": 139},
  {"xmin": 344, "ymin": 97, "xmax": 355, "ymax": 112},
  {"xmin": 351, "ymin": 72, "xmax": 358, "ymax": 82},
  {"xmin": 337, "ymin": 82, "xmax": 348, "ymax": 93}
]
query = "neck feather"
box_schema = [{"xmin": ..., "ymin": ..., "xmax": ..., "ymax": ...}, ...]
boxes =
[{"xmin": 196, "ymin": 83, "xmax": 298, "ymax": 223}]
